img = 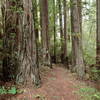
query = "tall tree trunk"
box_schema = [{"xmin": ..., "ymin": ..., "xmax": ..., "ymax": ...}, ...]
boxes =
[
  {"xmin": 70, "ymin": 0, "xmax": 85, "ymax": 78},
  {"xmin": 32, "ymin": 0, "xmax": 39, "ymax": 75},
  {"xmin": 39, "ymin": 0, "xmax": 43, "ymax": 48},
  {"xmin": 40, "ymin": 0, "xmax": 51, "ymax": 67},
  {"xmin": 78, "ymin": 0, "xmax": 82, "ymax": 33},
  {"xmin": 32, "ymin": 0, "xmax": 39, "ymax": 41},
  {"xmin": 96, "ymin": 0, "xmax": 100, "ymax": 68},
  {"xmin": 2, "ymin": 0, "xmax": 18, "ymax": 81},
  {"xmin": 53, "ymin": 0, "xmax": 56, "ymax": 63},
  {"xmin": 63, "ymin": 0, "xmax": 68, "ymax": 64},
  {"xmin": 16, "ymin": 0, "xmax": 41, "ymax": 86},
  {"xmin": 58, "ymin": 0, "xmax": 64, "ymax": 63}
]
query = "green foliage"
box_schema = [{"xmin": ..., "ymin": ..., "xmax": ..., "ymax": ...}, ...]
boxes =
[
  {"xmin": 9, "ymin": 0, "xmax": 17, "ymax": 3},
  {"xmin": 9, "ymin": 0, "xmax": 24, "ymax": 14},
  {"xmin": 76, "ymin": 87, "xmax": 100, "ymax": 100},
  {"xmin": 83, "ymin": 46, "xmax": 96, "ymax": 65},
  {"xmin": 91, "ymin": 68, "xmax": 100, "ymax": 73},
  {"xmin": 90, "ymin": 67, "xmax": 100, "ymax": 81},
  {"xmin": 0, "ymin": 86, "xmax": 22, "ymax": 95},
  {"xmin": 0, "ymin": 86, "xmax": 7, "ymax": 94},
  {"xmin": 10, "ymin": 6, "xmax": 24, "ymax": 14},
  {"xmin": 8, "ymin": 87, "xmax": 17, "ymax": 94},
  {"xmin": 83, "ymin": 0, "xmax": 96, "ymax": 66}
]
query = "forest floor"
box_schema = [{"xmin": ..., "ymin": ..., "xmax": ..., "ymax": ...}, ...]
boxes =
[{"xmin": 0, "ymin": 64, "xmax": 98, "ymax": 100}]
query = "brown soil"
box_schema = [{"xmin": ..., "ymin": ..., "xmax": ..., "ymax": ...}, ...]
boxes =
[{"xmin": 0, "ymin": 64, "xmax": 96, "ymax": 100}]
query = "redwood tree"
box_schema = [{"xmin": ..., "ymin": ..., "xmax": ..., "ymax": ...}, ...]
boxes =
[
  {"xmin": 53, "ymin": 0, "xmax": 56, "ymax": 63},
  {"xmin": 2, "ymin": 0, "xmax": 18, "ymax": 81},
  {"xmin": 3, "ymin": 0, "xmax": 41, "ymax": 86},
  {"xmin": 63, "ymin": 0, "xmax": 68, "ymax": 64},
  {"xmin": 58, "ymin": 0, "xmax": 64, "ymax": 63},
  {"xmin": 70, "ymin": 0, "xmax": 85, "ymax": 78},
  {"xmin": 17, "ymin": 0, "xmax": 41, "ymax": 85},
  {"xmin": 40, "ymin": 0, "xmax": 51, "ymax": 67},
  {"xmin": 96, "ymin": 0, "xmax": 100, "ymax": 68}
]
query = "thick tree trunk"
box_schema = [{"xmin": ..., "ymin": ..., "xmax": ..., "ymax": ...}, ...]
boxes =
[
  {"xmin": 39, "ymin": 0, "xmax": 43, "ymax": 48},
  {"xmin": 2, "ymin": 0, "xmax": 41, "ymax": 86},
  {"xmin": 77, "ymin": 0, "xmax": 82, "ymax": 33},
  {"xmin": 96, "ymin": 0, "xmax": 100, "ymax": 68},
  {"xmin": 58, "ymin": 0, "xmax": 64, "ymax": 63},
  {"xmin": 32, "ymin": 0, "xmax": 39, "ymax": 40},
  {"xmin": 71, "ymin": 0, "xmax": 85, "ymax": 78},
  {"xmin": 40, "ymin": 0, "xmax": 51, "ymax": 67},
  {"xmin": 16, "ymin": 0, "xmax": 41, "ymax": 86},
  {"xmin": 63, "ymin": 0, "xmax": 68, "ymax": 64},
  {"xmin": 53, "ymin": 0, "xmax": 56, "ymax": 63},
  {"xmin": 32, "ymin": 0, "xmax": 39, "ymax": 75},
  {"xmin": 2, "ymin": 0, "xmax": 18, "ymax": 81}
]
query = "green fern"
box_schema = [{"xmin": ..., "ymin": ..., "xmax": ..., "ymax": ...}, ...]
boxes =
[
  {"xmin": 8, "ymin": 87, "xmax": 17, "ymax": 94},
  {"xmin": 75, "ymin": 87, "xmax": 100, "ymax": 100}
]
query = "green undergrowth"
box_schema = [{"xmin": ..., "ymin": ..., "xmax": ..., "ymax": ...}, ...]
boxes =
[
  {"xmin": 90, "ymin": 67, "xmax": 100, "ymax": 81},
  {"xmin": 75, "ymin": 86, "xmax": 100, "ymax": 100},
  {"xmin": 0, "ymin": 86, "xmax": 23, "ymax": 95}
]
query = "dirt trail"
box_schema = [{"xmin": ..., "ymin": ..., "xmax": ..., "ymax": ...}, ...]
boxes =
[{"xmin": 0, "ymin": 64, "xmax": 91, "ymax": 100}]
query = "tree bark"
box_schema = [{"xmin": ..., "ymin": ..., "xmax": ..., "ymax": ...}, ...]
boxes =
[
  {"xmin": 63, "ymin": 0, "xmax": 68, "ymax": 64},
  {"xmin": 53, "ymin": 0, "xmax": 56, "ymax": 63},
  {"xmin": 70, "ymin": 0, "xmax": 85, "ymax": 78},
  {"xmin": 2, "ymin": 0, "xmax": 41, "ymax": 86},
  {"xmin": 32, "ymin": 0, "xmax": 39, "ymax": 41},
  {"xmin": 32, "ymin": 0, "xmax": 39, "ymax": 76},
  {"xmin": 16, "ymin": 0, "xmax": 41, "ymax": 86},
  {"xmin": 58, "ymin": 0, "xmax": 64, "ymax": 63},
  {"xmin": 96, "ymin": 0, "xmax": 100, "ymax": 68},
  {"xmin": 40, "ymin": 0, "xmax": 51, "ymax": 67},
  {"xmin": 2, "ymin": 0, "xmax": 18, "ymax": 81},
  {"xmin": 77, "ymin": 0, "xmax": 82, "ymax": 33}
]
